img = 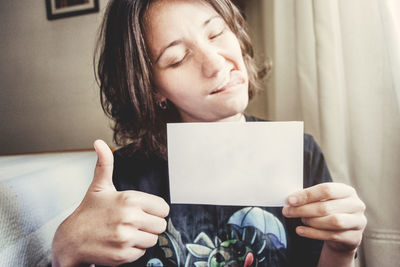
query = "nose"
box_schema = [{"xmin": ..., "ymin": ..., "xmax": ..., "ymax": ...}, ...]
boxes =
[{"xmin": 199, "ymin": 45, "xmax": 225, "ymax": 78}]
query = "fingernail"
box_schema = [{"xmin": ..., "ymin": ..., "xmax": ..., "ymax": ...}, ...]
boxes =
[
  {"xmin": 297, "ymin": 228, "xmax": 305, "ymax": 235},
  {"xmin": 288, "ymin": 196, "xmax": 297, "ymax": 205},
  {"xmin": 282, "ymin": 207, "xmax": 290, "ymax": 216}
]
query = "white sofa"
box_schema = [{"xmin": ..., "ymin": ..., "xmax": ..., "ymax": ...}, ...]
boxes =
[{"xmin": 0, "ymin": 151, "xmax": 96, "ymax": 266}]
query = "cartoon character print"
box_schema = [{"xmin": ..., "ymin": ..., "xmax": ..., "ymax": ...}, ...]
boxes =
[
  {"xmin": 185, "ymin": 231, "xmax": 256, "ymax": 267},
  {"xmin": 147, "ymin": 207, "xmax": 288, "ymax": 266}
]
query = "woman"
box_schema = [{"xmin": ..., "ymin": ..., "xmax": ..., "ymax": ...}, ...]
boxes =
[{"xmin": 52, "ymin": 0, "xmax": 366, "ymax": 266}]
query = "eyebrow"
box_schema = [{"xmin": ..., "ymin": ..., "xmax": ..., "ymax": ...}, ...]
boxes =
[{"xmin": 154, "ymin": 15, "xmax": 222, "ymax": 64}]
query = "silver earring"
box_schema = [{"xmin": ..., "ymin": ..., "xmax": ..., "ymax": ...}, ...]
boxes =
[{"xmin": 158, "ymin": 100, "xmax": 168, "ymax": 110}]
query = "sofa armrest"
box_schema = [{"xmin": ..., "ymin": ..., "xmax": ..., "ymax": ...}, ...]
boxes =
[{"xmin": 0, "ymin": 151, "xmax": 96, "ymax": 266}]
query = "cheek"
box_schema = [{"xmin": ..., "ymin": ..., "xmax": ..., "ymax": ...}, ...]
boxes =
[
  {"xmin": 221, "ymin": 34, "xmax": 248, "ymax": 76},
  {"xmin": 225, "ymin": 32, "xmax": 244, "ymax": 56},
  {"xmin": 154, "ymin": 65, "xmax": 201, "ymax": 98},
  {"xmin": 153, "ymin": 71, "xmax": 189, "ymax": 99}
]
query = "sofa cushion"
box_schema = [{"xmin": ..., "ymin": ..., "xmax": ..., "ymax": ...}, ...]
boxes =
[{"xmin": 0, "ymin": 151, "xmax": 96, "ymax": 266}]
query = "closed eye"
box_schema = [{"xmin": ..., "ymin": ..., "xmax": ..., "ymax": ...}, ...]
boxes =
[
  {"xmin": 169, "ymin": 51, "xmax": 189, "ymax": 68},
  {"xmin": 170, "ymin": 59, "xmax": 184, "ymax": 68},
  {"xmin": 209, "ymin": 28, "xmax": 226, "ymax": 40}
]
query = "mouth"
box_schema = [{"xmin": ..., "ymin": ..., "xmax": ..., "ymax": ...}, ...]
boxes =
[{"xmin": 210, "ymin": 70, "xmax": 246, "ymax": 95}]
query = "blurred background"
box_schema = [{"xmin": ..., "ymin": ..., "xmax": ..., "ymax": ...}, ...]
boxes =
[
  {"xmin": 0, "ymin": 0, "xmax": 399, "ymax": 266},
  {"xmin": 0, "ymin": 0, "xmax": 113, "ymax": 155}
]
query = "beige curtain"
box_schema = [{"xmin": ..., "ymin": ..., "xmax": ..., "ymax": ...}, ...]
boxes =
[{"xmin": 245, "ymin": 0, "xmax": 400, "ymax": 266}]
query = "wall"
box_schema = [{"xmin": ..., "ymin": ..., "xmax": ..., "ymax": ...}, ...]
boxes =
[
  {"xmin": 0, "ymin": 0, "xmax": 275, "ymax": 155},
  {"xmin": 0, "ymin": 0, "xmax": 113, "ymax": 155},
  {"xmin": 242, "ymin": 0, "xmax": 274, "ymax": 120}
]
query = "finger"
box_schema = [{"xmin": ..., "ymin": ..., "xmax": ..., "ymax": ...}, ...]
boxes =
[
  {"xmin": 301, "ymin": 213, "xmax": 367, "ymax": 231},
  {"xmin": 91, "ymin": 139, "xmax": 115, "ymax": 192},
  {"xmin": 287, "ymin": 183, "xmax": 356, "ymax": 206},
  {"xmin": 131, "ymin": 212, "xmax": 168, "ymax": 234},
  {"xmin": 101, "ymin": 247, "xmax": 146, "ymax": 266},
  {"xmin": 117, "ymin": 191, "xmax": 170, "ymax": 218},
  {"xmin": 110, "ymin": 225, "xmax": 160, "ymax": 249},
  {"xmin": 107, "ymin": 224, "xmax": 159, "ymax": 249},
  {"xmin": 283, "ymin": 197, "xmax": 365, "ymax": 218},
  {"xmin": 295, "ymin": 226, "xmax": 363, "ymax": 250},
  {"xmin": 118, "ymin": 206, "xmax": 167, "ymax": 234},
  {"xmin": 117, "ymin": 247, "xmax": 146, "ymax": 264},
  {"xmin": 130, "ymin": 230, "xmax": 160, "ymax": 249}
]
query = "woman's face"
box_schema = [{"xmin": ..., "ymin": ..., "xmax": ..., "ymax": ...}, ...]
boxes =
[{"xmin": 145, "ymin": 0, "xmax": 249, "ymax": 122}]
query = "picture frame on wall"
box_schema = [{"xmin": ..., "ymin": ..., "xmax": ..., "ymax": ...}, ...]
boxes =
[{"xmin": 46, "ymin": 0, "xmax": 99, "ymax": 20}]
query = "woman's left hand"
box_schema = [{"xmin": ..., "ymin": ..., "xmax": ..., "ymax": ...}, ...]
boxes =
[{"xmin": 282, "ymin": 182, "xmax": 367, "ymax": 253}]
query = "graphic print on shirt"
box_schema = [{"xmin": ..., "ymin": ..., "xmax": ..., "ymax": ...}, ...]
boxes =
[{"xmin": 147, "ymin": 207, "xmax": 288, "ymax": 267}]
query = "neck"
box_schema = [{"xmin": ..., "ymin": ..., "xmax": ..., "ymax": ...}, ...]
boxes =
[{"xmin": 179, "ymin": 112, "xmax": 246, "ymax": 123}]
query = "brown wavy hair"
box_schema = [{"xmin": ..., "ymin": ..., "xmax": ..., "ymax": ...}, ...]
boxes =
[{"xmin": 95, "ymin": 0, "xmax": 268, "ymax": 158}]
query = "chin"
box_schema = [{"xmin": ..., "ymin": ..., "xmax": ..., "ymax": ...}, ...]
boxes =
[
  {"xmin": 230, "ymin": 90, "xmax": 249, "ymax": 112},
  {"xmin": 218, "ymin": 99, "xmax": 249, "ymax": 121}
]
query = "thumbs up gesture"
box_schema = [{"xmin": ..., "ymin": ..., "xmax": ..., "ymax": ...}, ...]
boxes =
[{"xmin": 52, "ymin": 140, "xmax": 170, "ymax": 267}]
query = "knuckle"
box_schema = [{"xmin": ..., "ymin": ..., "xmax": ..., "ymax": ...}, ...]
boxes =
[
  {"xmin": 110, "ymin": 250, "xmax": 131, "ymax": 265},
  {"xmin": 155, "ymin": 197, "xmax": 170, "ymax": 217},
  {"xmin": 154, "ymin": 219, "xmax": 168, "ymax": 234},
  {"xmin": 136, "ymin": 248, "xmax": 146, "ymax": 259},
  {"xmin": 304, "ymin": 189, "xmax": 313, "ymax": 203},
  {"xmin": 331, "ymin": 215, "xmax": 345, "ymax": 229},
  {"xmin": 112, "ymin": 207, "xmax": 131, "ymax": 224},
  {"xmin": 163, "ymin": 201, "xmax": 170, "ymax": 217},
  {"xmin": 318, "ymin": 202, "xmax": 330, "ymax": 216},
  {"xmin": 150, "ymin": 234, "xmax": 159, "ymax": 247},
  {"xmin": 320, "ymin": 183, "xmax": 334, "ymax": 198},
  {"xmin": 111, "ymin": 225, "xmax": 129, "ymax": 245},
  {"xmin": 161, "ymin": 219, "xmax": 168, "ymax": 232},
  {"xmin": 117, "ymin": 191, "xmax": 134, "ymax": 206},
  {"xmin": 123, "ymin": 248, "xmax": 146, "ymax": 263},
  {"xmin": 124, "ymin": 208, "xmax": 145, "ymax": 227},
  {"xmin": 130, "ymin": 218, "xmax": 143, "ymax": 230}
]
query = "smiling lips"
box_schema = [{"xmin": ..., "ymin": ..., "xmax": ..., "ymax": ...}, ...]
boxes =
[{"xmin": 210, "ymin": 70, "xmax": 246, "ymax": 95}]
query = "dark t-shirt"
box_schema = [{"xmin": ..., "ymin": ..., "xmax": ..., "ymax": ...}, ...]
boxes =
[{"xmin": 112, "ymin": 117, "xmax": 332, "ymax": 267}]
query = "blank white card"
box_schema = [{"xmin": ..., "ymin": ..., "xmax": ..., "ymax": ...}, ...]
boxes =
[{"xmin": 167, "ymin": 121, "xmax": 303, "ymax": 206}]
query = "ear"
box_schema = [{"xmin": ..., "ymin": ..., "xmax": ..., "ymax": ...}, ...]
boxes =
[{"xmin": 154, "ymin": 91, "xmax": 167, "ymax": 102}]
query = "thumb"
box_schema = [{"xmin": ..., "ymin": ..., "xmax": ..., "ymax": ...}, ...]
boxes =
[{"xmin": 90, "ymin": 139, "xmax": 116, "ymax": 192}]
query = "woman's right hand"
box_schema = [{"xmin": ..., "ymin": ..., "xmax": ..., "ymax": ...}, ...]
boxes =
[{"xmin": 51, "ymin": 140, "xmax": 170, "ymax": 267}]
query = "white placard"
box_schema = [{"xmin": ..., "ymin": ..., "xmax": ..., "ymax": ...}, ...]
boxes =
[{"xmin": 167, "ymin": 121, "xmax": 303, "ymax": 206}]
